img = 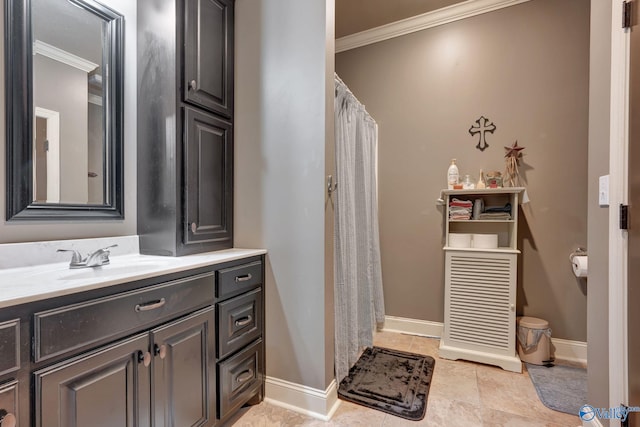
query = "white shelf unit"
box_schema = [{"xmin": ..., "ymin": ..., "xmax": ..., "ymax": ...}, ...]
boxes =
[{"xmin": 439, "ymin": 187, "xmax": 525, "ymax": 373}]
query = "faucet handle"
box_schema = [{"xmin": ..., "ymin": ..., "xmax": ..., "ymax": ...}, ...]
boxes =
[
  {"xmin": 57, "ymin": 249, "xmax": 83, "ymax": 264},
  {"xmin": 102, "ymin": 244, "xmax": 118, "ymax": 252}
]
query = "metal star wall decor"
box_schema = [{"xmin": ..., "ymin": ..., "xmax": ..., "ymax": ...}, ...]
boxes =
[
  {"xmin": 469, "ymin": 116, "xmax": 496, "ymax": 151},
  {"xmin": 504, "ymin": 141, "xmax": 525, "ymax": 187}
]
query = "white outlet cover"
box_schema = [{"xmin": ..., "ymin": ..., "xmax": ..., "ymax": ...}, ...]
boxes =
[{"xmin": 599, "ymin": 175, "xmax": 610, "ymax": 206}]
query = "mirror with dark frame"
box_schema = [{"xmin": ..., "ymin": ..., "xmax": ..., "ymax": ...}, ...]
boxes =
[{"xmin": 5, "ymin": 0, "xmax": 124, "ymax": 220}]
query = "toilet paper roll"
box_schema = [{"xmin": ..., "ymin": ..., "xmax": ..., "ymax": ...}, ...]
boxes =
[{"xmin": 572, "ymin": 255, "xmax": 588, "ymax": 278}]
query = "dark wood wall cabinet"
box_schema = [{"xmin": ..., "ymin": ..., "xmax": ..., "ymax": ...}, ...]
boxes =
[
  {"xmin": 137, "ymin": 0, "xmax": 235, "ymax": 256},
  {"xmin": 0, "ymin": 255, "xmax": 265, "ymax": 426}
]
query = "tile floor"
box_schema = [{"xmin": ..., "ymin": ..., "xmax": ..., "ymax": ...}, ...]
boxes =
[{"xmin": 227, "ymin": 331, "xmax": 582, "ymax": 426}]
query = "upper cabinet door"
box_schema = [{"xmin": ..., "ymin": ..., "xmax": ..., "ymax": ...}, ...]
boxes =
[
  {"xmin": 183, "ymin": 107, "xmax": 233, "ymax": 249},
  {"xmin": 184, "ymin": 0, "xmax": 234, "ymax": 118}
]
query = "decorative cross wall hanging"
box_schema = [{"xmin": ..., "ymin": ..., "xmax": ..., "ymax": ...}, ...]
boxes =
[{"xmin": 469, "ymin": 116, "xmax": 496, "ymax": 152}]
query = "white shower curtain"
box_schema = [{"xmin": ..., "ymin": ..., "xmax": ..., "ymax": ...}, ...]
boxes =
[{"xmin": 334, "ymin": 74, "xmax": 385, "ymax": 383}]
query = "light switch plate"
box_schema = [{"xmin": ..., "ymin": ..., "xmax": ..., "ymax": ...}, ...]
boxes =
[{"xmin": 599, "ymin": 175, "xmax": 610, "ymax": 206}]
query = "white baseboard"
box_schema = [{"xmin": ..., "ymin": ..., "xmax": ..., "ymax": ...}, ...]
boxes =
[
  {"xmin": 382, "ymin": 315, "xmax": 587, "ymax": 365},
  {"xmin": 264, "ymin": 376, "xmax": 340, "ymax": 421},
  {"xmin": 382, "ymin": 315, "xmax": 443, "ymax": 338},
  {"xmin": 551, "ymin": 338, "xmax": 588, "ymax": 365}
]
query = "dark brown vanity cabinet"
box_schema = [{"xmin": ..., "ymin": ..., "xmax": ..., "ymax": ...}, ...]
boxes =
[
  {"xmin": 184, "ymin": 0, "xmax": 234, "ymax": 118},
  {"xmin": 0, "ymin": 380, "xmax": 18, "ymax": 427},
  {"xmin": 0, "ymin": 319, "xmax": 20, "ymax": 427},
  {"xmin": 215, "ymin": 260, "xmax": 265, "ymax": 423},
  {"xmin": 184, "ymin": 108, "xmax": 233, "ymax": 248},
  {"xmin": 137, "ymin": 0, "xmax": 235, "ymax": 256},
  {"xmin": 34, "ymin": 333, "xmax": 150, "ymax": 427},
  {"xmin": 34, "ymin": 309, "xmax": 215, "ymax": 427},
  {"xmin": 3, "ymin": 255, "xmax": 264, "ymax": 427}
]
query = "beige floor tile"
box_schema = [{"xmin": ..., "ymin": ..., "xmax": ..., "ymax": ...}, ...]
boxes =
[
  {"xmin": 326, "ymin": 401, "xmax": 386, "ymax": 427},
  {"xmin": 380, "ymin": 397, "xmax": 482, "ymax": 427},
  {"xmin": 373, "ymin": 331, "xmax": 414, "ymax": 352},
  {"xmin": 476, "ymin": 364, "xmax": 580, "ymax": 426},
  {"xmin": 429, "ymin": 358, "xmax": 480, "ymax": 404},
  {"xmin": 481, "ymin": 407, "xmax": 574, "ymax": 427},
  {"xmin": 227, "ymin": 401, "xmax": 317, "ymax": 426},
  {"xmin": 409, "ymin": 336, "xmax": 440, "ymax": 358}
]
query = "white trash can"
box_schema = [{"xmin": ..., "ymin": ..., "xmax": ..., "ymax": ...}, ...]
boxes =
[{"xmin": 516, "ymin": 316, "xmax": 552, "ymax": 365}]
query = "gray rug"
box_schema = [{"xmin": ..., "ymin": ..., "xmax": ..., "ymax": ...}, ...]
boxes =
[
  {"xmin": 526, "ymin": 363, "xmax": 587, "ymax": 415},
  {"xmin": 337, "ymin": 347, "xmax": 435, "ymax": 420}
]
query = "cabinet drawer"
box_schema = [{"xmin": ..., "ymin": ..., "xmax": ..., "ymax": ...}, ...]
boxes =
[
  {"xmin": 0, "ymin": 380, "xmax": 18, "ymax": 427},
  {"xmin": 216, "ymin": 261, "xmax": 262, "ymax": 299},
  {"xmin": 217, "ymin": 288, "xmax": 262, "ymax": 359},
  {"xmin": 34, "ymin": 272, "xmax": 214, "ymax": 362},
  {"xmin": 0, "ymin": 320, "xmax": 19, "ymax": 377},
  {"xmin": 217, "ymin": 339, "xmax": 263, "ymax": 419}
]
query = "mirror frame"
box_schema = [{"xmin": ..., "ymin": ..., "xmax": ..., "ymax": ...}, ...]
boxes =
[{"xmin": 5, "ymin": 0, "xmax": 124, "ymax": 220}]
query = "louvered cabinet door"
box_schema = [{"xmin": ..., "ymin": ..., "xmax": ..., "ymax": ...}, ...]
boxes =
[{"xmin": 442, "ymin": 251, "xmax": 518, "ymax": 367}]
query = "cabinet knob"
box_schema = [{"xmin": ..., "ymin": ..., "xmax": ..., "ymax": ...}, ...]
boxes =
[
  {"xmin": 189, "ymin": 79, "xmax": 197, "ymax": 90},
  {"xmin": 510, "ymin": 304, "xmax": 515, "ymax": 311},
  {"xmin": 154, "ymin": 344, "xmax": 167, "ymax": 359},
  {"xmin": 0, "ymin": 412, "xmax": 17, "ymax": 427},
  {"xmin": 191, "ymin": 222, "xmax": 197, "ymax": 233},
  {"xmin": 137, "ymin": 350, "xmax": 152, "ymax": 367}
]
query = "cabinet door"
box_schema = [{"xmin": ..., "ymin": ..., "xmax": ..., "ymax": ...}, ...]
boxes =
[
  {"xmin": 183, "ymin": 107, "xmax": 233, "ymax": 251},
  {"xmin": 0, "ymin": 380, "xmax": 18, "ymax": 427},
  {"xmin": 151, "ymin": 307, "xmax": 215, "ymax": 427},
  {"xmin": 184, "ymin": 0, "xmax": 234, "ymax": 118},
  {"xmin": 34, "ymin": 333, "xmax": 150, "ymax": 427}
]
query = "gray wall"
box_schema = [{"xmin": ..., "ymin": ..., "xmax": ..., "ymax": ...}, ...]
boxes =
[
  {"xmin": 0, "ymin": 0, "xmax": 136, "ymax": 243},
  {"xmin": 235, "ymin": 0, "xmax": 335, "ymax": 390},
  {"xmin": 336, "ymin": 0, "xmax": 590, "ymax": 341},
  {"xmin": 587, "ymin": 0, "xmax": 610, "ymax": 418}
]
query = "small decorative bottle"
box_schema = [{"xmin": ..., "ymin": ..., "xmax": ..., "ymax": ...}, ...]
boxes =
[
  {"xmin": 476, "ymin": 169, "xmax": 486, "ymax": 189},
  {"xmin": 447, "ymin": 159, "xmax": 459, "ymax": 189}
]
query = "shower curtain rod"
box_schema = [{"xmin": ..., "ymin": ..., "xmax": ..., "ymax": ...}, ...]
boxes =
[{"xmin": 334, "ymin": 72, "xmax": 376, "ymax": 123}]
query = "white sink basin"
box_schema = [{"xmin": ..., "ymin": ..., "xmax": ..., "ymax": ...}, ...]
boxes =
[{"xmin": 58, "ymin": 261, "xmax": 169, "ymax": 281}]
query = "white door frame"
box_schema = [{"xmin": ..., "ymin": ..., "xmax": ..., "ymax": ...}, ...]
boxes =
[
  {"xmin": 609, "ymin": 2, "xmax": 629, "ymax": 426},
  {"xmin": 34, "ymin": 106, "xmax": 60, "ymax": 203}
]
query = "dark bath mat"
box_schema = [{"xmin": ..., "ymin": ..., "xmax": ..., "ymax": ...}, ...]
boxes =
[
  {"xmin": 338, "ymin": 346, "xmax": 435, "ymax": 420},
  {"xmin": 526, "ymin": 363, "xmax": 587, "ymax": 415}
]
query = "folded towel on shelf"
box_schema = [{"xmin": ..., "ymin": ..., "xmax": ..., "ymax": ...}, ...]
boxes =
[
  {"xmin": 478, "ymin": 212, "xmax": 511, "ymax": 220},
  {"xmin": 484, "ymin": 203, "xmax": 512, "ymax": 213},
  {"xmin": 449, "ymin": 198, "xmax": 473, "ymax": 220},
  {"xmin": 450, "ymin": 198, "xmax": 473, "ymax": 208}
]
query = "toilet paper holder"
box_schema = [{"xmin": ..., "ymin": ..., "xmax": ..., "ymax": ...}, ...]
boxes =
[{"xmin": 569, "ymin": 247, "xmax": 587, "ymax": 262}]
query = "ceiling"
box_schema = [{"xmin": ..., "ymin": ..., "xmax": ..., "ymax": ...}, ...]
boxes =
[{"xmin": 335, "ymin": 0, "xmax": 466, "ymax": 38}]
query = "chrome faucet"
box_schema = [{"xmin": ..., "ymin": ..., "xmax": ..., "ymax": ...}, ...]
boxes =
[{"xmin": 57, "ymin": 244, "xmax": 118, "ymax": 269}]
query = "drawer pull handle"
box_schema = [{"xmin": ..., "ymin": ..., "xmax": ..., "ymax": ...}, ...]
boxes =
[
  {"xmin": 236, "ymin": 369, "xmax": 254, "ymax": 384},
  {"xmin": 235, "ymin": 273, "xmax": 252, "ymax": 283},
  {"xmin": 135, "ymin": 298, "xmax": 166, "ymax": 312},
  {"xmin": 0, "ymin": 411, "xmax": 17, "ymax": 427},
  {"xmin": 234, "ymin": 315, "xmax": 253, "ymax": 327}
]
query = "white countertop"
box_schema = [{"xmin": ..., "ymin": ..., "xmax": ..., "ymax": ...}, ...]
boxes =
[{"xmin": 0, "ymin": 236, "xmax": 266, "ymax": 308}]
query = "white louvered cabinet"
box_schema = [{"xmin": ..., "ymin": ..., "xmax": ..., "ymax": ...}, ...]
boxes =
[{"xmin": 439, "ymin": 188, "xmax": 525, "ymax": 373}]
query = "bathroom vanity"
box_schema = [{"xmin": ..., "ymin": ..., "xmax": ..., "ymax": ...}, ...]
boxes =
[{"xmin": 0, "ymin": 246, "xmax": 265, "ymax": 427}]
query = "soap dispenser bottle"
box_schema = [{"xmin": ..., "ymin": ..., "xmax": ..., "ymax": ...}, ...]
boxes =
[
  {"xmin": 447, "ymin": 159, "xmax": 459, "ymax": 189},
  {"xmin": 476, "ymin": 169, "xmax": 486, "ymax": 189}
]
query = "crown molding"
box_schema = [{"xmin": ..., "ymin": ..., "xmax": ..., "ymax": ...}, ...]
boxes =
[
  {"xmin": 336, "ymin": 0, "xmax": 533, "ymax": 53},
  {"xmin": 33, "ymin": 39, "xmax": 99, "ymax": 73}
]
